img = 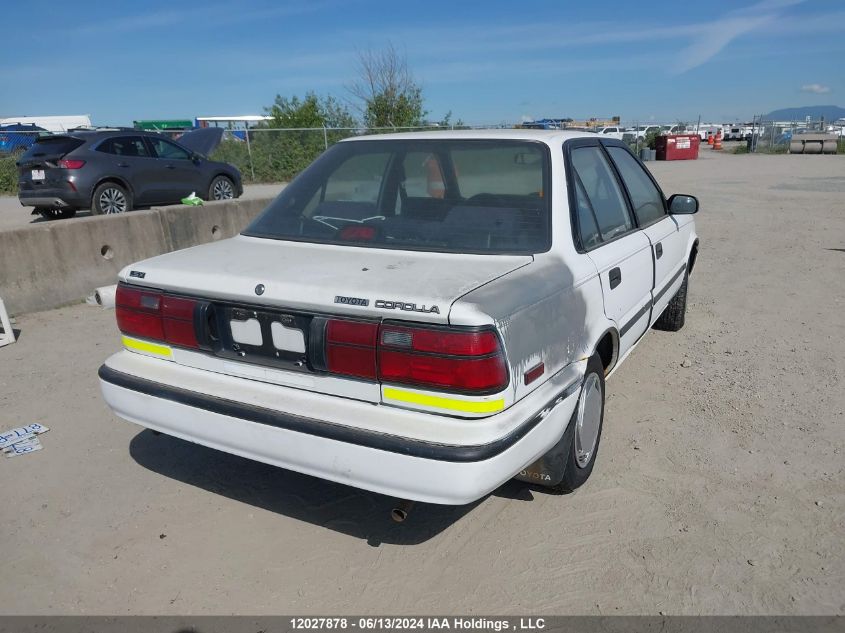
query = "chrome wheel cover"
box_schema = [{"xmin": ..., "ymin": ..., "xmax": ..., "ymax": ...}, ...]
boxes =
[
  {"xmin": 574, "ymin": 372, "xmax": 602, "ymax": 468},
  {"xmin": 99, "ymin": 188, "xmax": 126, "ymax": 214},
  {"xmin": 212, "ymin": 179, "xmax": 234, "ymax": 200}
]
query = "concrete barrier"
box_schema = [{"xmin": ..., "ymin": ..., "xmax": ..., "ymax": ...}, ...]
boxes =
[{"xmin": 0, "ymin": 197, "xmax": 274, "ymax": 315}]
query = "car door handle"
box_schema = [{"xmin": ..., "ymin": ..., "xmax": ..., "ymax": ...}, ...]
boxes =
[
  {"xmin": 165, "ymin": 164, "xmax": 175, "ymax": 169},
  {"xmin": 117, "ymin": 162, "xmax": 130, "ymax": 168},
  {"xmin": 609, "ymin": 267, "xmax": 622, "ymax": 289},
  {"xmin": 655, "ymin": 243, "xmax": 663, "ymax": 259}
]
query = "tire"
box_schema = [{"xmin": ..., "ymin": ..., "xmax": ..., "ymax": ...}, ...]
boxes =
[
  {"xmin": 91, "ymin": 182, "xmax": 132, "ymax": 215},
  {"xmin": 208, "ymin": 175, "xmax": 235, "ymax": 201},
  {"xmin": 551, "ymin": 353, "xmax": 606, "ymax": 493},
  {"xmin": 653, "ymin": 270, "xmax": 688, "ymax": 332},
  {"xmin": 35, "ymin": 207, "xmax": 77, "ymax": 221}
]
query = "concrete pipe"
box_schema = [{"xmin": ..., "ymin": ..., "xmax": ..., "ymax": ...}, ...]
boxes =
[
  {"xmin": 789, "ymin": 141, "xmax": 803, "ymax": 154},
  {"xmin": 803, "ymin": 141, "xmax": 822, "ymax": 154},
  {"xmin": 94, "ymin": 284, "xmax": 117, "ymax": 308},
  {"xmin": 822, "ymin": 140, "xmax": 838, "ymax": 154}
]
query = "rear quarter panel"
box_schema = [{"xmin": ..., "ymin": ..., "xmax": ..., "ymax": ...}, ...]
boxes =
[{"xmin": 449, "ymin": 253, "xmax": 608, "ymax": 404}]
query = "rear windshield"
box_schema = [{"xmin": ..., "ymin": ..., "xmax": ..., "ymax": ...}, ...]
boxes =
[
  {"xmin": 21, "ymin": 136, "xmax": 84, "ymax": 158},
  {"xmin": 244, "ymin": 139, "xmax": 551, "ymax": 254}
]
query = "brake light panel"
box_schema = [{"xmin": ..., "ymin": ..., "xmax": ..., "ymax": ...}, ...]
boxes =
[
  {"xmin": 325, "ymin": 319, "xmax": 378, "ymax": 380},
  {"xmin": 57, "ymin": 159, "xmax": 85, "ymax": 169},
  {"xmin": 115, "ymin": 283, "xmax": 510, "ymax": 416},
  {"xmin": 116, "ymin": 285, "xmax": 199, "ymax": 357}
]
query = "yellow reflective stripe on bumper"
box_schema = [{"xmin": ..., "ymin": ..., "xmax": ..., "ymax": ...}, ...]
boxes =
[
  {"xmin": 383, "ymin": 387, "xmax": 505, "ymax": 414},
  {"xmin": 121, "ymin": 336, "xmax": 172, "ymax": 359}
]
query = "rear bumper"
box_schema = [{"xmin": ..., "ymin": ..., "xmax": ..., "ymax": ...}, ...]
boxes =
[
  {"xmin": 99, "ymin": 354, "xmax": 583, "ymax": 505},
  {"xmin": 18, "ymin": 188, "xmax": 87, "ymax": 209}
]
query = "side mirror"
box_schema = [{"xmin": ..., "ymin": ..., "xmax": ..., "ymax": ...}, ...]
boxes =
[
  {"xmin": 668, "ymin": 194, "xmax": 699, "ymax": 214},
  {"xmin": 191, "ymin": 152, "xmax": 203, "ymax": 163}
]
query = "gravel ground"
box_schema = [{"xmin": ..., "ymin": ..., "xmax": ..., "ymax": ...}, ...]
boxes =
[
  {"xmin": 0, "ymin": 182, "xmax": 284, "ymax": 231},
  {"xmin": 0, "ymin": 149, "xmax": 843, "ymax": 615}
]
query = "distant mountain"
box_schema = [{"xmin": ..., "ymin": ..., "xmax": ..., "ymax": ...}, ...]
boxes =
[{"xmin": 764, "ymin": 105, "xmax": 845, "ymax": 121}]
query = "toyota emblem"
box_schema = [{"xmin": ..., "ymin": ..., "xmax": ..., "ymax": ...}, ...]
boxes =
[{"xmin": 254, "ymin": 284, "xmax": 265, "ymax": 296}]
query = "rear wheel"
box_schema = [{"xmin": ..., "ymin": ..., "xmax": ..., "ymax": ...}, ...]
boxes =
[
  {"xmin": 208, "ymin": 175, "xmax": 235, "ymax": 201},
  {"xmin": 653, "ymin": 270, "xmax": 689, "ymax": 332},
  {"xmin": 35, "ymin": 207, "xmax": 77, "ymax": 221},
  {"xmin": 552, "ymin": 354, "xmax": 606, "ymax": 492},
  {"xmin": 91, "ymin": 183, "xmax": 131, "ymax": 215}
]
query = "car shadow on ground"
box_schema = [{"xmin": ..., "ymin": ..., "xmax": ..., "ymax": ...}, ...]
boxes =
[
  {"xmin": 129, "ymin": 429, "xmax": 539, "ymax": 546},
  {"xmin": 28, "ymin": 210, "xmax": 101, "ymax": 223}
]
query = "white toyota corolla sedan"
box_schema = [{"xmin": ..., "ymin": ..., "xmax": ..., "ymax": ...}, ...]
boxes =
[{"xmin": 99, "ymin": 130, "xmax": 699, "ymax": 506}]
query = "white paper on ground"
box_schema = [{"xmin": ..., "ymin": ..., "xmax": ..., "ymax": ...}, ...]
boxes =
[
  {"xmin": 0, "ymin": 423, "xmax": 50, "ymax": 450},
  {"xmin": 4, "ymin": 435, "xmax": 42, "ymax": 457}
]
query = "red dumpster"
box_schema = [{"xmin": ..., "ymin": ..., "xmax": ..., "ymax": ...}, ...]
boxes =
[{"xmin": 655, "ymin": 134, "xmax": 700, "ymax": 160}]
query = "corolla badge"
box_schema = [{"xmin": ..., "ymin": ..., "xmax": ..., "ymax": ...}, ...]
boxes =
[
  {"xmin": 375, "ymin": 299, "xmax": 440, "ymax": 314},
  {"xmin": 254, "ymin": 284, "xmax": 265, "ymax": 296}
]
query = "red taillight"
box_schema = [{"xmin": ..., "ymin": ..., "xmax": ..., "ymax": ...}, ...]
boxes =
[
  {"xmin": 325, "ymin": 319, "xmax": 378, "ymax": 379},
  {"xmin": 380, "ymin": 326, "xmax": 500, "ymax": 356},
  {"xmin": 379, "ymin": 349, "xmax": 507, "ymax": 392},
  {"xmin": 57, "ymin": 159, "xmax": 85, "ymax": 169},
  {"xmin": 116, "ymin": 306, "xmax": 164, "ymax": 341},
  {"xmin": 116, "ymin": 285, "xmax": 198, "ymax": 349},
  {"xmin": 323, "ymin": 319, "xmax": 508, "ymax": 393}
]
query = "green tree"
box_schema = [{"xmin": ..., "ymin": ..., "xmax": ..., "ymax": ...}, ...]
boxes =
[
  {"xmin": 349, "ymin": 43, "xmax": 427, "ymax": 129},
  {"xmin": 265, "ymin": 92, "xmax": 355, "ymax": 130},
  {"xmin": 212, "ymin": 92, "xmax": 357, "ymax": 184}
]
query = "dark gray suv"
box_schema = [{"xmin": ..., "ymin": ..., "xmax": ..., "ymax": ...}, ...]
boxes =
[{"xmin": 16, "ymin": 128, "xmax": 242, "ymax": 220}]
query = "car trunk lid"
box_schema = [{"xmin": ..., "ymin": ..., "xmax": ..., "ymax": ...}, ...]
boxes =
[
  {"xmin": 16, "ymin": 136, "xmax": 86, "ymax": 191},
  {"xmin": 120, "ymin": 235, "xmax": 532, "ymax": 323}
]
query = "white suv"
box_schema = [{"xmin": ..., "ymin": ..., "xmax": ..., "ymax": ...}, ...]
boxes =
[{"xmin": 99, "ymin": 130, "xmax": 699, "ymax": 506}]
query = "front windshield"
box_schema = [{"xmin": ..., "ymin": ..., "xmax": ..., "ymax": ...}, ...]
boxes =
[{"xmin": 243, "ymin": 139, "xmax": 551, "ymax": 255}]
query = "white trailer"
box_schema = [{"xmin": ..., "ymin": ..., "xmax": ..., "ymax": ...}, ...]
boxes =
[{"xmin": 0, "ymin": 115, "xmax": 92, "ymax": 133}]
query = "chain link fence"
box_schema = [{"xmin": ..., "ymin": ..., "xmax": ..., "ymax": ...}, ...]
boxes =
[{"xmin": 737, "ymin": 116, "xmax": 845, "ymax": 153}]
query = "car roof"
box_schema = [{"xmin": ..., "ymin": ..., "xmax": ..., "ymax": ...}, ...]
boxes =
[
  {"xmin": 49, "ymin": 128, "xmax": 171, "ymax": 140},
  {"xmin": 343, "ymin": 128, "xmax": 600, "ymax": 145}
]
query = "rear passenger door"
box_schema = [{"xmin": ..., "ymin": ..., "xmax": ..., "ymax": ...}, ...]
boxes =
[
  {"xmin": 94, "ymin": 136, "xmax": 160, "ymax": 204},
  {"xmin": 568, "ymin": 141, "xmax": 654, "ymax": 357},
  {"xmin": 603, "ymin": 143, "xmax": 688, "ymax": 322}
]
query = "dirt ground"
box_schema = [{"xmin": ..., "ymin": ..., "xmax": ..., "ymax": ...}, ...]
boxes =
[{"xmin": 1, "ymin": 149, "xmax": 843, "ymax": 615}]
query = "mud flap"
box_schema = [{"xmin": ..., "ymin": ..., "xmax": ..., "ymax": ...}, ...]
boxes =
[{"xmin": 514, "ymin": 414, "xmax": 575, "ymax": 488}]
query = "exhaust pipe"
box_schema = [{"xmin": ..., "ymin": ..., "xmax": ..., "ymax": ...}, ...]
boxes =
[
  {"xmin": 94, "ymin": 284, "xmax": 117, "ymax": 308},
  {"xmin": 391, "ymin": 499, "xmax": 415, "ymax": 523}
]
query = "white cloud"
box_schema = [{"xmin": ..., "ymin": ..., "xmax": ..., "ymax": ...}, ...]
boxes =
[
  {"xmin": 801, "ymin": 83, "xmax": 831, "ymax": 94},
  {"xmin": 672, "ymin": 0, "xmax": 806, "ymax": 74}
]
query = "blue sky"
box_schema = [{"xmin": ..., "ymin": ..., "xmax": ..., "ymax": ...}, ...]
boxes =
[{"xmin": 2, "ymin": 0, "xmax": 842, "ymax": 126}]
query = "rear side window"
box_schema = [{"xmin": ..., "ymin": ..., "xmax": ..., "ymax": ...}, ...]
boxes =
[
  {"xmin": 20, "ymin": 136, "xmax": 84, "ymax": 159},
  {"xmin": 573, "ymin": 178, "xmax": 601, "ymax": 250},
  {"xmin": 97, "ymin": 136, "xmax": 151, "ymax": 158},
  {"xmin": 606, "ymin": 146, "xmax": 665, "ymax": 226},
  {"xmin": 245, "ymin": 139, "xmax": 551, "ymax": 255},
  {"xmin": 570, "ymin": 146, "xmax": 632, "ymax": 242}
]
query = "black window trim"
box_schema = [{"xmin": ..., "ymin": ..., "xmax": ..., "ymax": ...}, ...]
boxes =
[
  {"xmin": 599, "ymin": 138, "xmax": 669, "ymax": 231},
  {"xmin": 571, "ymin": 170, "xmax": 603, "ymax": 251},
  {"xmin": 564, "ymin": 138, "xmax": 676, "ymax": 253},
  {"xmin": 563, "ymin": 138, "xmax": 638, "ymax": 253}
]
